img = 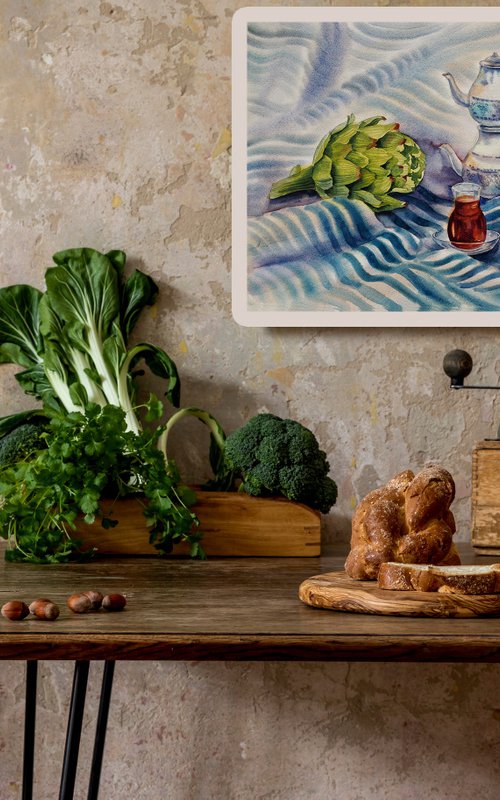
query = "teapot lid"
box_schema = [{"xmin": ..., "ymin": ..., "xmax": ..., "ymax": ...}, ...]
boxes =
[{"xmin": 481, "ymin": 52, "xmax": 500, "ymax": 68}]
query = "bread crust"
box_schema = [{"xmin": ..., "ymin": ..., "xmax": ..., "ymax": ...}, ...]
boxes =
[
  {"xmin": 345, "ymin": 466, "xmax": 458, "ymax": 581},
  {"xmin": 377, "ymin": 562, "xmax": 429, "ymax": 591},
  {"xmin": 378, "ymin": 562, "xmax": 500, "ymax": 595}
]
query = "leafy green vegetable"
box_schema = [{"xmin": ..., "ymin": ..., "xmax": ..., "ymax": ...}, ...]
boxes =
[
  {"xmin": 0, "ymin": 410, "xmax": 48, "ymax": 439},
  {"xmin": 161, "ymin": 409, "xmax": 339, "ymax": 512},
  {"xmin": 0, "ymin": 404, "xmax": 202, "ymax": 563},
  {"xmin": 0, "ymin": 246, "xmax": 339, "ymax": 564},
  {"xmin": 0, "ymin": 246, "xmax": 220, "ymax": 562},
  {"xmin": 214, "ymin": 413, "xmax": 338, "ymax": 513},
  {"xmin": 269, "ymin": 114, "xmax": 426, "ymax": 212},
  {"xmin": 0, "ymin": 420, "xmax": 48, "ymax": 469},
  {"xmin": 0, "ymin": 248, "xmax": 176, "ymax": 433}
]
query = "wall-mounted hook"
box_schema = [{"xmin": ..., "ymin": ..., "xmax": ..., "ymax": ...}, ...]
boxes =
[{"xmin": 443, "ymin": 349, "xmax": 500, "ymax": 390}]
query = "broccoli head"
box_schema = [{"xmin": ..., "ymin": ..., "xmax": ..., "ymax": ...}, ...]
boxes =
[
  {"xmin": 222, "ymin": 413, "xmax": 337, "ymax": 513},
  {"xmin": 0, "ymin": 422, "xmax": 47, "ymax": 469}
]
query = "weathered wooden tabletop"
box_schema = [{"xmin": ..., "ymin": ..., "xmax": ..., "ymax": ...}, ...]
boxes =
[{"xmin": 1, "ymin": 543, "xmax": 500, "ymax": 662}]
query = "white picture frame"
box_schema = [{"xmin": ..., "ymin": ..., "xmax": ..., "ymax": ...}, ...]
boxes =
[{"xmin": 232, "ymin": 6, "xmax": 500, "ymax": 327}]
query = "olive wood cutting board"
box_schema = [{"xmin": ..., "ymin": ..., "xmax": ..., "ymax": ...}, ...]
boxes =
[{"xmin": 298, "ymin": 571, "xmax": 500, "ymax": 618}]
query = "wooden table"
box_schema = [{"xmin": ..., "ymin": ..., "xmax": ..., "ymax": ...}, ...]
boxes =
[
  {"xmin": 2, "ymin": 545, "xmax": 500, "ymax": 800},
  {"xmin": 2, "ymin": 547, "xmax": 500, "ymax": 663}
]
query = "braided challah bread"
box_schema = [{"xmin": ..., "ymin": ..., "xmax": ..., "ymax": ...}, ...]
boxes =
[{"xmin": 344, "ymin": 465, "xmax": 460, "ymax": 581}]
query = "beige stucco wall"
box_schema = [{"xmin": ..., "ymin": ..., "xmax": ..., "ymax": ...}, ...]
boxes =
[{"xmin": 1, "ymin": 1, "xmax": 500, "ymax": 798}]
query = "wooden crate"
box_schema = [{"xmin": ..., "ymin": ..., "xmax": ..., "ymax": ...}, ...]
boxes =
[
  {"xmin": 472, "ymin": 441, "xmax": 500, "ymax": 554},
  {"xmin": 73, "ymin": 490, "xmax": 321, "ymax": 557}
]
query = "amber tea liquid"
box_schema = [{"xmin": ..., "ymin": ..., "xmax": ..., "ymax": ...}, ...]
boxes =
[{"xmin": 447, "ymin": 192, "xmax": 487, "ymax": 250}]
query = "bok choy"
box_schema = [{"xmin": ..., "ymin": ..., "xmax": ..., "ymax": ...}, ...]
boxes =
[{"xmin": 0, "ymin": 247, "xmax": 179, "ymax": 434}]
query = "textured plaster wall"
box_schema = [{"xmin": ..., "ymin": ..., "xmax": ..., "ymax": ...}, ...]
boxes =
[{"xmin": 1, "ymin": 1, "xmax": 500, "ymax": 798}]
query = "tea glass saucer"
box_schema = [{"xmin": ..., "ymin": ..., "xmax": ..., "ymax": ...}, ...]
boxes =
[{"xmin": 433, "ymin": 229, "xmax": 500, "ymax": 255}]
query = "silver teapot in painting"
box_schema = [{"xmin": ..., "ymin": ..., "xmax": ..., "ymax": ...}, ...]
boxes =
[{"xmin": 441, "ymin": 53, "xmax": 500, "ymax": 197}]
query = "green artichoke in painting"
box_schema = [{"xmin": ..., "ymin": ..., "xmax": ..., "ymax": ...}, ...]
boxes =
[{"xmin": 268, "ymin": 114, "xmax": 426, "ymax": 212}]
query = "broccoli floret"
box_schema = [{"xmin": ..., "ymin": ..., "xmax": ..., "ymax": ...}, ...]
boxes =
[
  {"xmin": 222, "ymin": 413, "xmax": 337, "ymax": 513},
  {"xmin": 0, "ymin": 423, "xmax": 47, "ymax": 469}
]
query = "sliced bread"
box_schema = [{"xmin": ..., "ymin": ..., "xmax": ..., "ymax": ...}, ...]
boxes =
[{"xmin": 377, "ymin": 562, "xmax": 500, "ymax": 595}]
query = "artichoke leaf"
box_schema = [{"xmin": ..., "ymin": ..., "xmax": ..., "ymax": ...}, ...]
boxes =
[
  {"xmin": 351, "ymin": 131, "xmax": 374, "ymax": 150},
  {"xmin": 393, "ymin": 177, "xmax": 416, "ymax": 194},
  {"xmin": 351, "ymin": 189, "xmax": 383, "ymax": 208},
  {"xmin": 334, "ymin": 120, "xmax": 360, "ymax": 145},
  {"xmin": 325, "ymin": 141, "xmax": 351, "ymax": 160},
  {"xmin": 361, "ymin": 122, "xmax": 399, "ymax": 140},
  {"xmin": 314, "ymin": 113, "xmax": 355, "ymax": 161},
  {"xmin": 359, "ymin": 116, "xmax": 385, "ymax": 127},
  {"xmin": 367, "ymin": 148, "xmax": 391, "ymax": 168},
  {"xmin": 371, "ymin": 175, "xmax": 393, "ymax": 196},
  {"xmin": 328, "ymin": 184, "xmax": 350, "ymax": 197},
  {"xmin": 377, "ymin": 195, "xmax": 407, "ymax": 211},
  {"xmin": 332, "ymin": 158, "xmax": 359, "ymax": 186},
  {"xmin": 370, "ymin": 166, "xmax": 391, "ymax": 177},
  {"xmin": 346, "ymin": 150, "xmax": 369, "ymax": 168},
  {"xmin": 312, "ymin": 131, "xmax": 335, "ymax": 164},
  {"xmin": 380, "ymin": 131, "xmax": 405, "ymax": 150},
  {"xmin": 312, "ymin": 155, "xmax": 334, "ymax": 191},
  {"xmin": 350, "ymin": 170, "xmax": 376, "ymax": 191}
]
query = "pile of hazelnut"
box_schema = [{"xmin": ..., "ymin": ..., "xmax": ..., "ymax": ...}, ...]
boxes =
[{"xmin": 1, "ymin": 591, "xmax": 126, "ymax": 621}]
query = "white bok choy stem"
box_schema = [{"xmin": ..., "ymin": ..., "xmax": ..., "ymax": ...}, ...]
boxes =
[{"xmin": 158, "ymin": 406, "xmax": 226, "ymax": 465}]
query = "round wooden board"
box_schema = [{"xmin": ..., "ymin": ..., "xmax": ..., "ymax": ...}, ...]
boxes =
[{"xmin": 298, "ymin": 571, "xmax": 500, "ymax": 618}]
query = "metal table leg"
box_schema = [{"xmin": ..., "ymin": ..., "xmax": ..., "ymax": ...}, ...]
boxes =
[
  {"xmin": 59, "ymin": 660, "xmax": 90, "ymax": 800},
  {"xmin": 21, "ymin": 659, "xmax": 115, "ymax": 799},
  {"xmin": 22, "ymin": 660, "xmax": 37, "ymax": 800},
  {"xmin": 87, "ymin": 660, "xmax": 115, "ymax": 800}
]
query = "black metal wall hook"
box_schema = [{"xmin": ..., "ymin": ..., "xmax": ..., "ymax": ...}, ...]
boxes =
[{"xmin": 443, "ymin": 349, "xmax": 500, "ymax": 390}]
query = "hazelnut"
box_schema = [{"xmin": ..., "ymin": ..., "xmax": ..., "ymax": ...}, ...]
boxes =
[
  {"xmin": 29, "ymin": 598, "xmax": 60, "ymax": 621},
  {"xmin": 1, "ymin": 600, "xmax": 30, "ymax": 620},
  {"xmin": 28, "ymin": 598, "xmax": 52, "ymax": 614},
  {"xmin": 102, "ymin": 593, "xmax": 127, "ymax": 612},
  {"xmin": 66, "ymin": 593, "xmax": 92, "ymax": 614},
  {"xmin": 82, "ymin": 590, "xmax": 104, "ymax": 611}
]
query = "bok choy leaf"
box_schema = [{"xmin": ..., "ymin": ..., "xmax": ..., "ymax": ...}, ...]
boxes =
[{"xmin": 0, "ymin": 284, "xmax": 43, "ymax": 368}]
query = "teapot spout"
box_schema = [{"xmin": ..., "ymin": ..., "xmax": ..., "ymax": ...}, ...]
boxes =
[
  {"xmin": 439, "ymin": 144, "xmax": 463, "ymax": 176},
  {"xmin": 442, "ymin": 72, "xmax": 469, "ymax": 107}
]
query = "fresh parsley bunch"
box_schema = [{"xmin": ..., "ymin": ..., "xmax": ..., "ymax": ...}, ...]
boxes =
[{"xmin": 0, "ymin": 403, "xmax": 202, "ymax": 563}]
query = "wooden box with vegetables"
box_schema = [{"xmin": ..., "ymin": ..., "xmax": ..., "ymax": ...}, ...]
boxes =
[{"xmin": 0, "ymin": 248, "xmax": 337, "ymax": 562}]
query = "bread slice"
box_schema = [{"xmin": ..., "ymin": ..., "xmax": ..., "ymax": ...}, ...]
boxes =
[{"xmin": 377, "ymin": 562, "xmax": 500, "ymax": 594}]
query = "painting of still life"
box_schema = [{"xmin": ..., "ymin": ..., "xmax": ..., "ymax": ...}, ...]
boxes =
[{"xmin": 231, "ymin": 7, "xmax": 500, "ymax": 326}]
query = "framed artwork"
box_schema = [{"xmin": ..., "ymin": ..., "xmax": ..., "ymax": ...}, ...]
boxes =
[{"xmin": 231, "ymin": 7, "xmax": 500, "ymax": 327}]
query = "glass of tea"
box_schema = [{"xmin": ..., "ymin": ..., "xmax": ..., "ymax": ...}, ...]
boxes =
[{"xmin": 447, "ymin": 182, "xmax": 487, "ymax": 250}]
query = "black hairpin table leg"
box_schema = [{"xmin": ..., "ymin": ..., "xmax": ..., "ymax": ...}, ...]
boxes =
[
  {"xmin": 22, "ymin": 660, "xmax": 38, "ymax": 800},
  {"xmin": 87, "ymin": 660, "xmax": 115, "ymax": 800},
  {"xmin": 59, "ymin": 660, "xmax": 90, "ymax": 800}
]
